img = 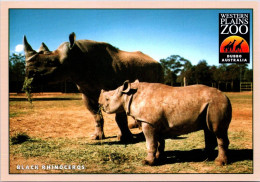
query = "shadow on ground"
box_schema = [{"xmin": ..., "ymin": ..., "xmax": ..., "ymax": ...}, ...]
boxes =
[
  {"xmin": 89, "ymin": 132, "xmax": 187, "ymax": 145},
  {"xmin": 163, "ymin": 149, "xmax": 253, "ymax": 165},
  {"xmin": 89, "ymin": 134, "xmax": 252, "ymax": 165}
]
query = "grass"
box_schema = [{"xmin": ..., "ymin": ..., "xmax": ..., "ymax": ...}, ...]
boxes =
[
  {"xmin": 9, "ymin": 92, "xmax": 253, "ymax": 174},
  {"xmin": 10, "ymin": 136, "xmax": 147, "ymax": 173}
]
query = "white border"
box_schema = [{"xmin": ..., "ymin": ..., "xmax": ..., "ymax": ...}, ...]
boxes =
[{"xmin": 1, "ymin": 1, "xmax": 260, "ymax": 181}]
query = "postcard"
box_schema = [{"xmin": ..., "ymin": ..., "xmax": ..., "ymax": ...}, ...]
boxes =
[{"xmin": 1, "ymin": 1, "xmax": 259, "ymax": 181}]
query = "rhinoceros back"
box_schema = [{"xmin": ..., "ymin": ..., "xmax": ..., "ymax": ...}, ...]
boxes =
[
  {"xmin": 72, "ymin": 39, "xmax": 163, "ymax": 90},
  {"xmin": 112, "ymin": 49, "xmax": 164, "ymax": 84}
]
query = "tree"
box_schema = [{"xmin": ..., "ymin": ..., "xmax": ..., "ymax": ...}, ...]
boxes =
[
  {"xmin": 9, "ymin": 53, "xmax": 26, "ymax": 93},
  {"xmin": 160, "ymin": 55, "xmax": 190, "ymax": 86},
  {"xmin": 178, "ymin": 60, "xmax": 213, "ymax": 86},
  {"xmin": 177, "ymin": 60, "xmax": 194, "ymax": 85},
  {"xmin": 193, "ymin": 60, "xmax": 212, "ymax": 85},
  {"xmin": 244, "ymin": 69, "xmax": 253, "ymax": 82}
]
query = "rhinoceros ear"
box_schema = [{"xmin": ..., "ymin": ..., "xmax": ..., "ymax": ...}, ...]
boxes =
[
  {"xmin": 122, "ymin": 80, "xmax": 131, "ymax": 94},
  {"xmin": 134, "ymin": 79, "xmax": 139, "ymax": 84},
  {"xmin": 69, "ymin": 32, "xmax": 76, "ymax": 49},
  {"xmin": 131, "ymin": 79, "xmax": 139, "ymax": 90},
  {"xmin": 23, "ymin": 35, "xmax": 36, "ymax": 57},
  {"xmin": 38, "ymin": 42, "xmax": 50, "ymax": 52}
]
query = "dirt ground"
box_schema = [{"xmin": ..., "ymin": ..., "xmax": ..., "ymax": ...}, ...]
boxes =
[
  {"xmin": 9, "ymin": 91, "xmax": 253, "ymax": 173},
  {"xmin": 9, "ymin": 93, "xmax": 139, "ymax": 139}
]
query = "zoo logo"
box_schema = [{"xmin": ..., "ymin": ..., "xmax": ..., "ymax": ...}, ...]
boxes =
[{"xmin": 219, "ymin": 13, "xmax": 250, "ymax": 64}]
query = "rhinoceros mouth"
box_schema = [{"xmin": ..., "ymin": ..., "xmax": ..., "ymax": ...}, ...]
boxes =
[
  {"xmin": 99, "ymin": 104, "xmax": 112, "ymax": 114},
  {"xmin": 27, "ymin": 66, "xmax": 59, "ymax": 84},
  {"xmin": 99, "ymin": 105, "xmax": 107, "ymax": 113}
]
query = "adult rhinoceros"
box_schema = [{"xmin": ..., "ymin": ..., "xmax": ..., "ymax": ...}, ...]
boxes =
[{"xmin": 23, "ymin": 32, "xmax": 163, "ymax": 142}]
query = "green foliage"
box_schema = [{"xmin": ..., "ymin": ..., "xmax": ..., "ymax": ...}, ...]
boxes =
[
  {"xmin": 22, "ymin": 77, "xmax": 34, "ymax": 103},
  {"xmin": 9, "ymin": 53, "xmax": 26, "ymax": 92},
  {"xmin": 193, "ymin": 60, "xmax": 211, "ymax": 84},
  {"xmin": 160, "ymin": 54, "xmax": 253, "ymax": 89},
  {"xmin": 243, "ymin": 69, "xmax": 253, "ymax": 82},
  {"xmin": 9, "ymin": 53, "xmax": 26, "ymax": 79}
]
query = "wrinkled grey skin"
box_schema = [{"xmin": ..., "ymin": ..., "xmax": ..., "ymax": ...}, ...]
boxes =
[
  {"xmin": 99, "ymin": 80, "xmax": 232, "ymax": 166},
  {"xmin": 24, "ymin": 32, "xmax": 163, "ymax": 142}
]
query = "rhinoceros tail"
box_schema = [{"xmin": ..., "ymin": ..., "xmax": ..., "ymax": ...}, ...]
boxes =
[
  {"xmin": 202, "ymin": 103, "xmax": 211, "ymax": 130},
  {"xmin": 225, "ymin": 95, "xmax": 232, "ymax": 126}
]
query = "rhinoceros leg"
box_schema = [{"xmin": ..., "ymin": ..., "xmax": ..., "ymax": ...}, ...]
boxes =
[
  {"xmin": 82, "ymin": 93, "xmax": 105, "ymax": 140},
  {"xmin": 204, "ymin": 128, "xmax": 218, "ymax": 160},
  {"xmin": 215, "ymin": 132, "xmax": 229, "ymax": 166},
  {"xmin": 206, "ymin": 101, "xmax": 231, "ymax": 166},
  {"xmin": 115, "ymin": 112, "xmax": 133, "ymax": 142},
  {"xmin": 156, "ymin": 137, "xmax": 165, "ymax": 160},
  {"xmin": 142, "ymin": 122, "xmax": 158, "ymax": 166}
]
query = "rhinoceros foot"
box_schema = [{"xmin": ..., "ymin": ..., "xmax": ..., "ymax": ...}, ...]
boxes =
[
  {"xmin": 214, "ymin": 156, "xmax": 228, "ymax": 166},
  {"xmin": 142, "ymin": 152, "xmax": 159, "ymax": 166},
  {"xmin": 90, "ymin": 132, "xmax": 105, "ymax": 140},
  {"xmin": 142, "ymin": 159, "xmax": 156, "ymax": 166}
]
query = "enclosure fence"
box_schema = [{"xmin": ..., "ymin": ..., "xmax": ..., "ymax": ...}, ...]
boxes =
[{"xmin": 240, "ymin": 82, "xmax": 253, "ymax": 92}]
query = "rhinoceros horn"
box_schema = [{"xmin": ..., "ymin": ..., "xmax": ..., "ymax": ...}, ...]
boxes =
[
  {"xmin": 23, "ymin": 36, "xmax": 36, "ymax": 58},
  {"xmin": 38, "ymin": 42, "xmax": 50, "ymax": 52}
]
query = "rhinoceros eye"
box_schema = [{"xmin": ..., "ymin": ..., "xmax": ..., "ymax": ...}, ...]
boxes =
[
  {"xmin": 46, "ymin": 61, "xmax": 56, "ymax": 67},
  {"xmin": 46, "ymin": 59, "xmax": 59, "ymax": 67}
]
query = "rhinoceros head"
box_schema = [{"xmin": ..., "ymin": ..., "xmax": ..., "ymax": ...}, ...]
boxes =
[
  {"xmin": 24, "ymin": 33, "xmax": 76, "ymax": 85},
  {"xmin": 99, "ymin": 80, "xmax": 139, "ymax": 114}
]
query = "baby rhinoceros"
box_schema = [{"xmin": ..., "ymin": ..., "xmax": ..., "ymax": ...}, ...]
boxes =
[{"xmin": 98, "ymin": 80, "xmax": 232, "ymax": 166}]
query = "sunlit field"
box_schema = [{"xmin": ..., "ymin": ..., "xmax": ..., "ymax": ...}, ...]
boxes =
[{"xmin": 9, "ymin": 92, "xmax": 252, "ymax": 174}]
